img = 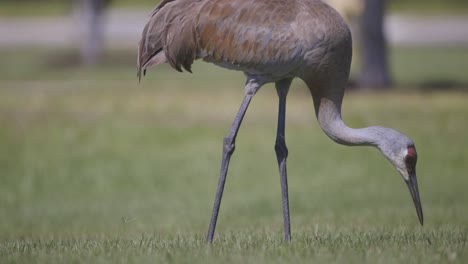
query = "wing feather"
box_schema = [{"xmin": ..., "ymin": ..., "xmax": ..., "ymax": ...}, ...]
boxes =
[
  {"xmin": 196, "ymin": 0, "xmax": 308, "ymax": 73},
  {"xmin": 137, "ymin": 0, "xmax": 199, "ymax": 80},
  {"xmin": 138, "ymin": 0, "xmax": 329, "ymax": 79}
]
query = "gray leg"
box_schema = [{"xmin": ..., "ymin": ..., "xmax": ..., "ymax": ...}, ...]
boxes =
[
  {"xmin": 275, "ymin": 78, "xmax": 292, "ymax": 241},
  {"xmin": 206, "ymin": 78, "xmax": 262, "ymax": 243}
]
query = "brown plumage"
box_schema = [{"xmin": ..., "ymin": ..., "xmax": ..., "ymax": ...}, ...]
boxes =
[
  {"xmin": 138, "ymin": 0, "xmax": 350, "ymax": 81},
  {"xmin": 137, "ymin": 0, "xmax": 423, "ymax": 243}
]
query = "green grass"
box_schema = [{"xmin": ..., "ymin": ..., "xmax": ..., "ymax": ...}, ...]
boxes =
[
  {"xmin": 0, "ymin": 1, "xmax": 72, "ymax": 17},
  {"xmin": 1, "ymin": 229, "xmax": 466, "ymax": 263},
  {"xmin": 0, "ymin": 45, "xmax": 467, "ymax": 262},
  {"xmin": 389, "ymin": 0, "xmax": 468, "ymax": 15},
  {"xmin": 1, "ymin": 75, "xmax": 467, "ymax": 262},
  {"xmin": 2, "ymin": 46, "xmax": 468, "ymax": 89},
  {"xmin": 389, "ymin": 47, "xmax": 468, "ymax": 88}
]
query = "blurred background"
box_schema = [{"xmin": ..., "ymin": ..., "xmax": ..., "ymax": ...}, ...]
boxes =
[
  {"xmin": 0, "ymin": 0, "xmax": 467, "ymax": 247},
  {"xmin": 1, "ymin": 0, "xmax": 467, "ymax": 87}
]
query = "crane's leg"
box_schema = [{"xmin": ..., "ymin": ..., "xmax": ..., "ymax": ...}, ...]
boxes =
[
  {"xmin": 206, "ymin": 78, "xmax": 262, "ymax": 243},
  {"xmin": 275, "ymin": 78, "xmax": 292, "ymax": 242}
]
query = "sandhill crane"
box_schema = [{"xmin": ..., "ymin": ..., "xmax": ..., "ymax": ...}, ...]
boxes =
[{"xmin": 137, "ymin": 0, "xmax": 423, "ymax": 243}]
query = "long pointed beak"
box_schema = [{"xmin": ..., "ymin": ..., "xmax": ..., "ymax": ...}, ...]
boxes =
[{"xmin": 405, "ymin": 175, "xmax": 424, "ymax": 225}]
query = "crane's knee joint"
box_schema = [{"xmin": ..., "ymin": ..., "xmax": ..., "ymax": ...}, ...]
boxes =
[
  {"xmin": 275, "ymin": 137, "xmax": 288, "ymax": 158},
  {"xmin": 244, "ymin": 79, "xmax": 262, "ymax": 96},
  {"xmin": 223, "ymin": 136, "xmax": 236, "ymax": 155}
]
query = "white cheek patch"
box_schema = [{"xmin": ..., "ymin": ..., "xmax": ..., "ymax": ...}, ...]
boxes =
[{"xmin": 396, "ymin": 148, "xmax": 410, "ymax": 180}]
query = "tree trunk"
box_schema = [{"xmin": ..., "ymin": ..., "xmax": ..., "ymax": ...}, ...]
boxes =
[
  {"xmin": 76, "ymin": 0, "xmax": 109, "ymax": 66},
  {"xmin": 358, "ymin": 0, "xmax": 391, "ymax": 89}
]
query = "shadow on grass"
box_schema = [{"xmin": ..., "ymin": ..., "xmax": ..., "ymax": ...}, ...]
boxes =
[
  {"xmin": 346, "ymin": 79, "xmax": 468, "ymax": 92},
  {"xmin": 418, "ymin": 80, "xmax": 468, "ymax": 92}
]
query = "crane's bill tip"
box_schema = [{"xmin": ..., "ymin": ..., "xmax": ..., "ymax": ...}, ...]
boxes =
[
  {"xmin": 417, "ymin": 205, "xmax": 424, "ymax": 226},
  {"xmin": 405, "ymin": 175, "xmax": 424, "ymax": 227}
]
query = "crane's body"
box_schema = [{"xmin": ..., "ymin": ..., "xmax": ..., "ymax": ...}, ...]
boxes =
[
  {"xmin": 138, "ymin": 0, "xmax": 423, "ymax": 243},
  {"xmin": 138, "ymin": 0, "xmax": 350, "ymax": 83}
]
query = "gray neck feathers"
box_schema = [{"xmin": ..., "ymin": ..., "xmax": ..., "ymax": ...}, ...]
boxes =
[{"xmin": 315, "ymin": 97, "xmax": 392, "ymax": 148}]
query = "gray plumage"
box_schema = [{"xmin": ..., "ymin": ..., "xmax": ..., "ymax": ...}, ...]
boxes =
[{"xmin": 137, "ymin": 0, "xmax": 423, "ymax": 242}]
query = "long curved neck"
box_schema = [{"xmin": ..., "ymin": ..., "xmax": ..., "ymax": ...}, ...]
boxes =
[{"xmin": 313, "ymin": 94, "xmax": 383, "ymax": 148}]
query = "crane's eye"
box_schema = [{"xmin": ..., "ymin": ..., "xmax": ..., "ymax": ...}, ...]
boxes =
[
  {"xmin": 405, "ymin": 146, "xmax": 417, "ymax": 172},
  {"xmin": 405, "ymin": 155, "xmax": 416, "ymax": 167}
]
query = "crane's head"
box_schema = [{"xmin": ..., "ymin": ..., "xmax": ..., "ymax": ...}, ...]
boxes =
[{"xmin": 378, "ymin": 130, "xmax": 423, "ymax": 225}]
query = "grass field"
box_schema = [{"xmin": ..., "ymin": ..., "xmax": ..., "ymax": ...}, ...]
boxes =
[
  {"xmin": 1, "ymin": 49, "xmax": 468, "ymax": 262},
  {"xmin": 2, "ymin": 46, "xmax": 468, "ymax": 88}
]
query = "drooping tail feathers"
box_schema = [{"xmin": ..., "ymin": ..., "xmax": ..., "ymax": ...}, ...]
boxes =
[{"xmin": 137, "ymin": 0, "xmax": 199, "ymax": 81}]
